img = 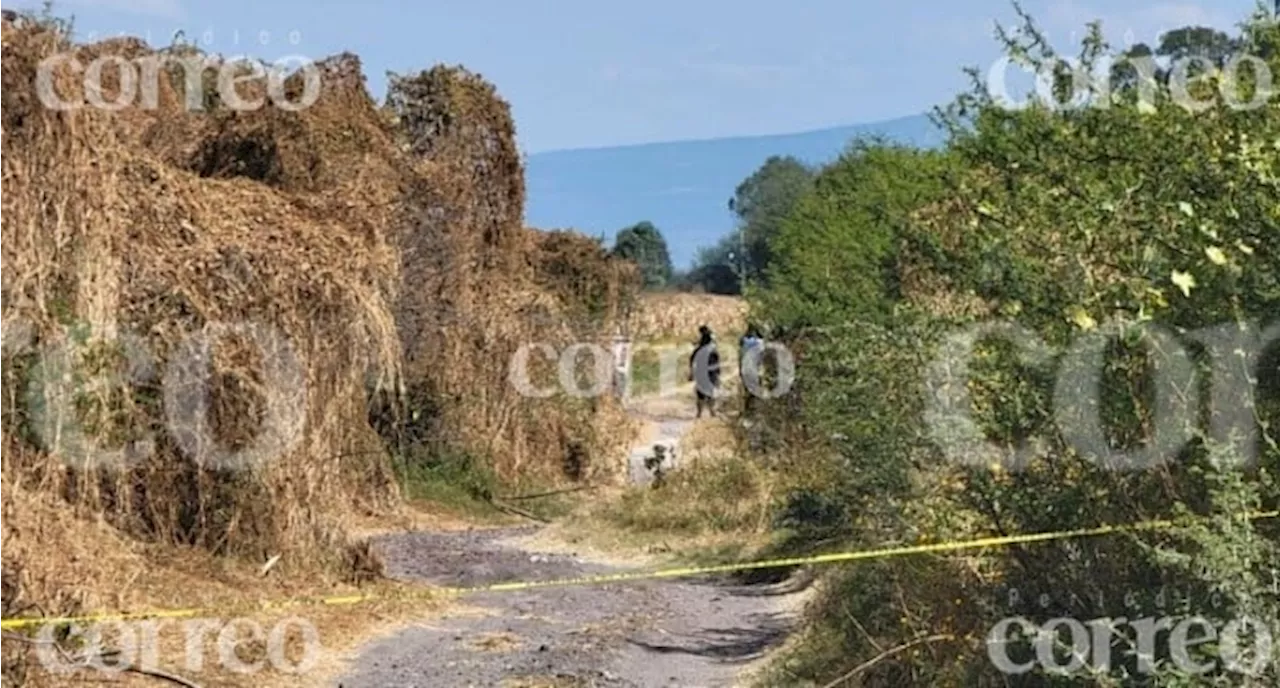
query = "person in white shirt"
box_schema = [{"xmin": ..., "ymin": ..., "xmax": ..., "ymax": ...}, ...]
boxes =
[
  {"xmin": 611, "ymin": 328, "xmax": 630, "ymax": 402},
  {"xmin": 738, "ymin": 324, "xmax": 764, "ymax": 415}
]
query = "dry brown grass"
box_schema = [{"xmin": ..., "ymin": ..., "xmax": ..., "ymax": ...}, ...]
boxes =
[
  {"xmin": 538, "ymin": 410, "xmax": 777, "ymax": 567},
  {"xmin": 1, "ymin": 12, "xmax": 638, "ymax": 685},
  {"xmin": 1, "ymin": 481, "xmax": 445, "ymax": 688},
  {"xmin": 383, "ymin": 66, "xmax": 639, "ymax": 486},
  {"xmin": 628, "ymin": 293, "xmax": 747, "ymax": 343},
  {"xmin": 3, "ymin": 15, "xmax": 402, "ymax": 577},
  {"xmin": 471, "ymin": 631, "xmax": 522, "ymax": 652},
  {"xmin": 679, "ymin": 418, "xmax": 740, "ymax": 461}
]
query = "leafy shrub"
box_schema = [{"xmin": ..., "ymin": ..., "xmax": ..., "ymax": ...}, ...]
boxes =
[{"xmin": 748, "ymin": 7, "xmax": 1280, "ymax": 686}]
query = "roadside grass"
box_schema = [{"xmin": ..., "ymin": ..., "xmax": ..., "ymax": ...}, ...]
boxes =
[
  {"xmin": 627, "ymin": 339, "xmax": 685, "ymax": 397},
  {"xmin": 552, "ymin": 412, "xmax": 791, "ymax": 568},
  {"xmin": 393, "ymin": 446, "xmax": 508, "ymax": 522},
  {"xmin": 628, "ymin": 345, "xmax": 665, "ymax": 397},
  {"xmin": 603, "ymin": 450, "xmax": 774, "ymax": 535},
  {"xmin": 2, "ymin": 486, "xmax": 450, "ymax": 688},
  {"xmin": 391, "ymin": 444, "xmax": 582, "ymax": 524},
  {"xmin": 384, "ymin": 334, "xmax": 761, "ymax": 564}
]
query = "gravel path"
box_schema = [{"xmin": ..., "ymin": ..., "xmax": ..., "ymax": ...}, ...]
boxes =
[
  {"xmin": 338, "ymin": 388, "xmax": 807, "ymax": 687},
  {"xmin": 335, "ymin": 526, "xmax": 809, "ymax": 688}
]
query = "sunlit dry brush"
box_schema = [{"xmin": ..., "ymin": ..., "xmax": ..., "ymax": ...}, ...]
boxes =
[
  {"xmin": 530, "ymin": 229, "xmax": 641, "ymax": 334},
  {"xmin": 524, "ymin": 229, "xmax": 643, "ymax": 478},
  {"xmin": 628, "ymin": 293, "xmax": 747, "ymax": 343},
  {"xmin": 0, "ymin": 17, "xmax": 638, "ymax": 674},
  {"xmin": 384, "ymin": 66, "xmax": 639, "ymax": 484},
  {"xmin": 1, "ymin": 8, "xmax": 406, "ymax": 575},
  {"xmin": 96, "ymin": 29, "xmax": 643, "ymax": 489}
]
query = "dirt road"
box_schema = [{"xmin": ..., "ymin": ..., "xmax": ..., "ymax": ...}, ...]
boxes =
[
  {"xmin": 336, "ymin": 526, "xmax": 808, "ymax": 687},
  {"xmin": 338, "ymin": 387, "xmax": 809, "ymax": 688}
]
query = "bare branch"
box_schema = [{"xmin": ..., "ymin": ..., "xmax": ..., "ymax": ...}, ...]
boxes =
[{"xmin": 818, "ymin": 634, "xmax": 956, "ymax": 688}]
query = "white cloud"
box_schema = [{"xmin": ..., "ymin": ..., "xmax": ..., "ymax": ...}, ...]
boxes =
[{"xmin": 676, "ymin": 50, "xmax": 867, "ymax": 91}]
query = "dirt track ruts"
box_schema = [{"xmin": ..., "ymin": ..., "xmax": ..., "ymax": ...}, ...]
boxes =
[
  {"xmin": 339, "ymin": 382, "xmax": 803, "ymax": 687},
  {"xmin": 336, "ymin": 525, "xmax": 809, "ymax": 687}
]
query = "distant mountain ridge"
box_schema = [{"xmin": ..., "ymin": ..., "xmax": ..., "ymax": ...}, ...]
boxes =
[{"xmin": 523, "ymin": 113, "xmax": 946, "ymax": 268}]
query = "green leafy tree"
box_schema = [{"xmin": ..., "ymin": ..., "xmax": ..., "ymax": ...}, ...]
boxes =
[
  {"xmin": 611, "ymin": 221, "xmax": 673, "ymax": 290},
  {"xmin": 760, "ymin": 139, "xmax": 957, "ymax": 327},
  {"xmin": 1112, "ymin": 25, "xmax": 1247, "ymax": 89},
  {"xmin": 1155, "ymin": 25, "xmax": 1241, "ymax": 65},
  {"xmin": 1110, "ymin": 41, "xmax": 1157, "ymax": 92},
  {"xmin": 684, "ymin": 237, "xmax": 743, "ymax": 294},
  {"xmin": 727, "ymin": 155, "xmax": 814, "ymax": 287}
]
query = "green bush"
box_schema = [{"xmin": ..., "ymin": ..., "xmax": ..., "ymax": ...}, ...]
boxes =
[
  {"xmin": 393, "ymin": 443, "xmax": 497, "ymax": 512},
  {"xmin": 745, "ymin": 7, "xmax": 1280, "ymax": 686}
]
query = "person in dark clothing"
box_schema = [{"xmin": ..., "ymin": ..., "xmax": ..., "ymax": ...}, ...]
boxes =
[{"xmin": 689, "ymin": 325, "xmax": 721, "ymax": 418}]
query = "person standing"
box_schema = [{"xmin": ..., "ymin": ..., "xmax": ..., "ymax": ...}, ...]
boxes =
[
  {"xmin": 689, "ymin": 325, "xmax": 721, "ymax": 418},
  {"xmin": 738, "ymin": 324, "xmax": 764, "ymax": 415}
]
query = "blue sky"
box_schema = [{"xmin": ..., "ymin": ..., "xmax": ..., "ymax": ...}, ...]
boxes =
[{"xmin": 2, "ymin": 0, "xmax": 1263, "ymax": 153}]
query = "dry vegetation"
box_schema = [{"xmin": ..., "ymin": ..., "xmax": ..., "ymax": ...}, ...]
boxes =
[
  {"xmin": 627, "ymin": 292, "xmax": 746, "ymax": 343},
  {"xmin": 1, "ymin": 12, "xmax": 638, "ymax": 685}
]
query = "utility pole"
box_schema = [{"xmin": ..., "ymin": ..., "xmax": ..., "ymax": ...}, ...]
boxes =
[
  {"xmin": 737, "ymin": 229, "xmax": 747, "ymax": 293},
  {"xmin": 727, "ymin": 248, "xmax": 746, "ymax": 294},
  {"xmin": 727, "ymin": 195, "xmax": 747, "ymax": 293}
]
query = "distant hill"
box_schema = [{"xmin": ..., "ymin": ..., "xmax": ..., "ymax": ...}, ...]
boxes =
[{"xmin": 523, "ymin": 113, "xmax": 946, "ymax": 268}]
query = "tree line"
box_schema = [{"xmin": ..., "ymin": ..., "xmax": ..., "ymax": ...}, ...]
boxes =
[
  {"xmin": 611, "ymin": 17, "xmax": 1280, "ymax": 301},
  {"xmin": 605, "ymin": 154, "xmax": 815, "ymax": 294}
]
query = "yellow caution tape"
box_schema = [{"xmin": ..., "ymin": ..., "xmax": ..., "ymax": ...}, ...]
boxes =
[{"xmin": 2, "ymin": 509, "xmax": 1275, "ymax": 631}]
